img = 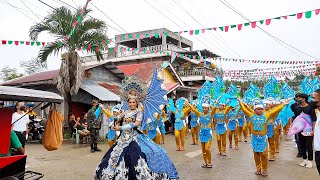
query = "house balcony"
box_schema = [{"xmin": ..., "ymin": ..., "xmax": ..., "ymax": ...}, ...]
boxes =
[
  {"xmin": 114, "ymin": 44, "xmax": 186, "ymax": 58},
  {"xmin": 177, "ymin": 67, "xmax": 216, "ymax": 82}
]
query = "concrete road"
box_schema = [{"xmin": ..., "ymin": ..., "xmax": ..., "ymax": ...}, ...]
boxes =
[{"xmin": 25, "ymin": 132, "xmax": 319, "ymax": 180}]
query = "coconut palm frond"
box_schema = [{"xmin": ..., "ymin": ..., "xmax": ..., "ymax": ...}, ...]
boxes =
[{"xmin": 37, "ymin": 42, "xmax": 67, "ymax": 64}]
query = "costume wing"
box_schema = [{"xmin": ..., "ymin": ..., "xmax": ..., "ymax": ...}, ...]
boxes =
[{"xmin": 142, "ymin": 69, "xmax": 168, "ymax": 127}]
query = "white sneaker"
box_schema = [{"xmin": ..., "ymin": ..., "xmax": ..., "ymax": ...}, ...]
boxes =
[
  {"xmin": 294, "ymin": 144, "xmax": 297, "ymax": 148},
  {"xmin": 299, "ymin": 160, "xmax": 307, "ymax": 167},
  {"xmin": 306, "ymin": 160, "xmax": 313, "ymax": 168}
]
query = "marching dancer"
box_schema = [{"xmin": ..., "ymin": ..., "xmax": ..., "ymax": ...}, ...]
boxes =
[
  {"xmin": 190, "ymin": 100, "xmax": 200, "ymax": 145},
  {"xmin": 238, "ymin": 98, "xmax": 287, "ymax": 176},
  {"xmin": 227, "ymin": 106, "xmax": 239, "ymax": 150},
  {"xmin": 213, "ymin": 103, "xmax": 232, "ymax": 156},
  {"xmin": 186, "ymin": 100, "xmax": 215, "ymax": 168}
]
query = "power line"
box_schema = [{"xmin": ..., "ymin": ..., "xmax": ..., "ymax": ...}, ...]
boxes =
[
  {"xmin": 46, "ymin": 0, "xmax": 124, "ymax": 33},
  {"xmin": 218, "ymin": 0, "xmax": 320, "ymax": 61},
  {"xmin": 19, "ymin": 0, "xmax": 42, "ymax": 21},
  {"xmin": 143, "ymin": 0, "xmax": 230, "ymax": 58},
  {"xmin": 2, "ymin": 0, "xmax": 37, "ymax": 23},
  {"xmin": 170, "ymin": 0, "xmax": 242, "ymax": 58},
  {"xmin": 151, "ymin": 0, "xmax": 232, "ymax": 57}
]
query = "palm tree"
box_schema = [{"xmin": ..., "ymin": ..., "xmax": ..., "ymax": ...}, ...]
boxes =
[{"xmin": 29, "ymin": 6, "xmax": 108, "ymax": 121}]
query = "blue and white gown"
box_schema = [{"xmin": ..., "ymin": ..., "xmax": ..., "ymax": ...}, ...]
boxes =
[{"xmin": 95, "ymin": 109, "xmax": 178, "ymax": 180}]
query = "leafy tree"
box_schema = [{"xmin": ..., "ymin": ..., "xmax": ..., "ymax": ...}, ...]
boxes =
[
  {"xmin": 0, "ymin": 66, "xmax": 23, "ymax": 81},
  {"xmin": 20, "ymin": 58, "xmax": 47, "ymax": 75}
]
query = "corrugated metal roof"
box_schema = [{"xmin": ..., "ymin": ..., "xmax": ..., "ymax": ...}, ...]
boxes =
[
  {"xmin": 98, "ymin": 82, "xmax": 120, "ymax": 95},
  {"xmin": 80, "ymin": 80, "xmax": 120, "ymax": 102},
  {"xmin": 0, "ymin": 86, "xmax": 63, "ymax": 103}
]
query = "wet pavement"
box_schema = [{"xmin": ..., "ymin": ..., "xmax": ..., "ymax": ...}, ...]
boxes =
[{"xmin": 25, "ymin": 132, "xmax": 319, "ymax": 180}]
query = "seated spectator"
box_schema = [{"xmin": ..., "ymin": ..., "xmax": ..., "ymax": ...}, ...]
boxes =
[
  {"xmin": 80, "ymin": 112, "xmax": 88, "ymax": 128},
  {"xmin": 68, "ymin": 113, "xmax": 90, "ymax": 138}
]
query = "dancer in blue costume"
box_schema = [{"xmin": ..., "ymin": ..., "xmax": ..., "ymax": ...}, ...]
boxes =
[
  {"xmin": 148, "ymin": 112, "xmax": 162, "ymax": 145},
  {"xmin": 238, "ymin": 99, "xmax": 287, "ymax": 177},
  {"xmin": 237, "ymin": 108, "xmax": 247, "ymax": 142},
  {"xmin": 213, "ymin": 103, "xmax": 232, "ymax": 156},
  {"xmin": 186, "ymin": 99, "xmax": 215, "ymax": 168},
  {"xmin": 189, "ymin": 100, "xmax": 200, "ymax": 145},
  {"xmin": 227, "ymin": 106, "xmax": 240, "ymax": 150},
  {"xmin": 158, "ymin": 109, "xmax": 167, "ymax": 144},
  {"xmin": 95, "ymin": 73, "xmax": 178, "ymax": 180},
  {"xmin": 101, "ymin": 105, "xmax": 122, "ymax": 148}
]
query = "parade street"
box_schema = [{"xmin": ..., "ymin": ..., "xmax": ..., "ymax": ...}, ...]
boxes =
[{"xmin": 26, "ymin": 133, "xmax": 318, "ymax": 180}]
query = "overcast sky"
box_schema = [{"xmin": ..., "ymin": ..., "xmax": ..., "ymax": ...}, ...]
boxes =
[{"xmin": 0, "ymin": 0, "xmax": 319, "ymax": 78}]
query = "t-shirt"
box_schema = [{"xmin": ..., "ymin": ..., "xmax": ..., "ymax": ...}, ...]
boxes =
[
  {"xmin": 12, "ymin": 112, "xmax": 30, "ymax": 132},
  {"xmin": 28, "ymin": 111, "xmax": 37, "ymax": 120},
  {"xmin": 69, "ymin": 120, "xmax": 84, "ymax": 132},
  {"xmin": 314, "ymin": 111, "xmax": 320, "ymax": 151},
  {"xmin": 8, "ymin": 131, "xmax": 22, "ymax": 156},
  {"xmin": 292, "ymin": 104, "xmax": 317, "ymax": 122}
]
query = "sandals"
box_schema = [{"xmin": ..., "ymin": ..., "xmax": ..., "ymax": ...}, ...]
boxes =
[
  {"xmin": 201, "ymin": 164, "xmax": 207, "ymax": 168},
  {"xmin": 191, "ymin": 142, "xmax": 196, "ymax": 145},
  {"xmin": 235, "ymin": 146, "xmax": 239, "ymax": 150},
  {"xmin": 206, "ymin": 164, "xmax": 212, "ymax": 168},
  {"xmin": 261, "ymin": 171, "xmax": 268, "ymax": 177},
  {"xmin": 229, "ymin": 144, "xmax": 233, "ymax": 148},
  {"xmin": 255, "ymin": 171, "xmax": 261, "ymax": 175}
]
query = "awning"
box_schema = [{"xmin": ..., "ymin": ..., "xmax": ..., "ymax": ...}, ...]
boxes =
[
  {"xmin": 0, "ymin": 86, "xmax": 63, "ymax": 103},
  {"xmin": 80, "ymin": 80, "xmax": 120, "ymax": 102}
]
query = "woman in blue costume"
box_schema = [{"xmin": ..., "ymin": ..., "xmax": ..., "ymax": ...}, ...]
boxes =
[
  {"xmin": 95, "ymin": 74, "xmax": 178, "ymax": 180},
  {"xmin": 148, "ymin": 112, "xmax": 161, "ymax": 145},
  {"xmin": 158, "ymin": 109, "xmax": 167, "ymax": 144},
  {"xmin": 227, "ymin": 106, "xmax": 239, "ymax": 150},
  {"xmin": 237, "ymin": 108, "xmax": 247, "ymax": 142},
  {"xmin": 186, "ymin": 100, "xmax": 215, "ymax": 168},
  {"xmin": 212, "ymin": 103, "xmax": 232, "ymax": 156},
  {"xmin": 189, "ymin": 100, "xmax": 200, "ymax": 145},
  {"xmin": 102, "ymin": 105, "xmax": 122, "ymax": 148},
  {"xmin": 167, "ymin": 98, "xmax": 190, "ymax": 151}
]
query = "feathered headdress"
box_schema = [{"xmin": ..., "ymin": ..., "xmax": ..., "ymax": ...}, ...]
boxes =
[{"xmin": 120, "ymin": 75, "xmax": 147, "ymax": 102}]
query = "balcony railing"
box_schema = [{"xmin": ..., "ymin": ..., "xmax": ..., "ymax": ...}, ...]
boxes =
[
  {"xmin": 178, "ymin": 67, "xmax": 216, "ymax": 78},
  {"xmin": 81, "ymin": 44, "xmax": 187, "ymax": 63},
  {"xmin": 115, "ymin": 44, "xmax": 186, "ymax": 58}
]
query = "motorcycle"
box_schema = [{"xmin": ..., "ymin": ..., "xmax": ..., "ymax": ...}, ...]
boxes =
[{"xmin": 28, "ymin": 118, "xmax": 45, "ymax": 143}]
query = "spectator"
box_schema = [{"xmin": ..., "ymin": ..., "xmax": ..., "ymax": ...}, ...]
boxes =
[
  {"xmin": 11, "ymin": 101, "xmax": 29, "ymax": 148},
  {"xmin": 80, "ymin": 112, "xmax": 88, "ymax": 128},
  {"xmin": 291, "ymin": 93, "xmax": 303, "ymax": 157},
  {"xmin": 68, "ymin": 112, "xmax": 90, "ymax": 138},
  {"xmin": 310, "ymin": 89, "xmax": 320, "ymax": 174},
  {"xmin": 293, "ymin": 93, "xmax": 316, "ymax": 168},
  {"xmin": 8, "ymin": 130, "xmax": 25, "ymax": 156},
  {"xmin": 27, "ymin": 105, "xmax": 37, "ymax": 121}
]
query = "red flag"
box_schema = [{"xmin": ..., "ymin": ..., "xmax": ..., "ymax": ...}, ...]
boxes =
[
  {"xmin": 14, "ymin": 41, "xmax": 19, "ymax": 46},
  {"xmin": 1, "ymin": 40, "xmax": 6, "ymax": 45},
  {"xmin": 251, "ymin": 22, "xmax": 257, "ymax": 28},
  {"xmin": 316, "ymin": 9, "xmax": 320, "ymax": 15},
  {"xmin": 265, "ymin": 19, "xmax": 271, "ymax": 25},
  {"xmin": 237, "ymin": 24, "xmax": 243, "ymax": 31},
  {"xmin": 297, "ymin": 13, "xmax": 303, "ymax": 19},
  {"xmin": 26, "ymin": 41, "xmax": 30, "ymax": 45},
  {"xmin": 189, "ymin": 30, "xmax": 194, "ymax": 35},
  {"xmin": 225, "ymin": 26, "xmax": 229, "ymax": 32}
]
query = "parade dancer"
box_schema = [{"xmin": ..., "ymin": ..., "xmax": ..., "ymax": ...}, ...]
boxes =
[
  {"xmin": 237, "ymin": 108, "xmax": 247, "ymax": 142},
  {"xmin": 168, "ymin": 98, "xmax": 190, "ymax": 151},
  {"xmin": 190, "ymin": 100, "xmax": 200, "ymax": 145},
  {"xmin": 238, "ymin": 99, "xmax": 287, "ymax": 177},
  {"xmin": 158, "ymin": 109, "xmax": 167, "ymax": 144},
  {"xmin": 227, "ymin": 106, "xmax": 239, "ymax": 150},
  {"xmin": 95, "ymin": 71, "xmax": 178, "ymax": 180},
  {"xmin": 186, "ymin": 100, "xmax": 215, "ymax": 168},
  {"xmin": 213, "ymin": 103, "xmax": 232, "ymax": 156},
  {"xmin": 148, "ymin": 113, "xmax": 162, "ymax": 145},
  {"xmin": 101, "ymin": 105, "xmax": 122, "ymax": 148}
]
